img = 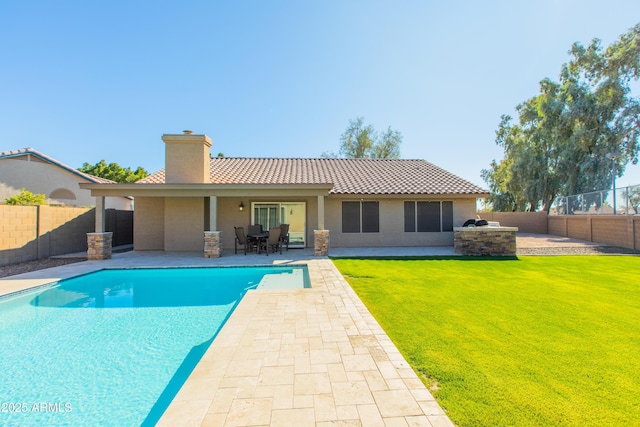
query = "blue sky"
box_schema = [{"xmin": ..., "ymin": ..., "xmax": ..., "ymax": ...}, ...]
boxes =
[{"xmin": 1, "ymin": 1, "xmax": 639, "ymax": 189}]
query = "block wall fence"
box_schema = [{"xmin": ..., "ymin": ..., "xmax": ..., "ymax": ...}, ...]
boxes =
[
  {"xmin": 547, "ymin": 215, "xmax": 639, "ymax": 251},
  {"xmin": 0, "ymin": 205, "xmax": 132, "ymax": 267},
  {"xmin": 483, "ymin": 211, "xmax": 639, "ymax": 252}
]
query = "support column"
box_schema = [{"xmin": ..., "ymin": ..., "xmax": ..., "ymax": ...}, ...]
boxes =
[
  {"xmin": 209, "ymin": 195, "xmax": 217, "ymax": 231},
  {"xmin": 314, "ymin": 230, "xmax": 329, "ymax": 256},
  {"xmin": 87, "ymin": 232, "xmax": 113, "ymax": 260},
  {"xmin": 317, "ymin": 195, "xmax": 325, "ymax": 230},
  {"xmin": 204, "ymin": 231, "xmax": 222, "ymax": 258},
  {"xmin": 87, "ymin": 196, "xmax": 112, "ymax": 260},
  {"xmin": 204, "ymin": 196, "xmax": 222, "ymax": 257},
  {"xmin": 95, "ymin": 196, "xmax": 106, "ymax": 232}
]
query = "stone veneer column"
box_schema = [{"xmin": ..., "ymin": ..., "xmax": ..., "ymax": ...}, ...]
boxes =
[
  {"xmin": 314, "ymin": 230, "xmax": 329, "ymax": 256},
  {"xmin": 87, "ymin": 232, "xmax": 113, "ymax": 260},
  {"xmin": 204, "ymin": 231, "xmax": 222, "ymax": 258}
]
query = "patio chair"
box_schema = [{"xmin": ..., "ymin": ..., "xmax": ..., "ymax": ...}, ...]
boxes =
[
  {"xmin": 279, "ymin": 224, "xmax": 290, "ymax": 251},
  {"xmin": 261, "ymin": 227, "xmax": 282, "ymax": 255},
  {"xmin": 234, "ymin": 226, "xmax": 255, "ymax": 255}
]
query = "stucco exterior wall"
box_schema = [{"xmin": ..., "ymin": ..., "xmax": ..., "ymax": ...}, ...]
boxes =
[
  {"xmin": 163, "ymin": 133, "xmax": 211, "ymax": 184},
  {"xmin": 131, "ymin": 195, "xmax": 480, "ymax": 251},
  {"xmin": 217, "ymin": 197, "xmax": 319, "ymax": 250},
  {"xmin": 217, "ymin": 197, "xmax": 251, "ymax": 247},
  {"xmin": 325, "ymin": 197, "xmax": 477, "ymax": 248},
  {"xmin": 134, "ymin": 197, "xmax": 165, "ymax": 250},
  {"xmin": 164, "ymin": 197, "xmax": 204, "ymax": 251},
  {"xmin": 0, "ymin": 157, "xmax": 132, "ymax": 210}
]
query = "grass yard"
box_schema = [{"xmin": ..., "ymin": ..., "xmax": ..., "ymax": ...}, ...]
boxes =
[{"xmin": 332, "ymin": 256, "xmax": 640, "ymax": 427}]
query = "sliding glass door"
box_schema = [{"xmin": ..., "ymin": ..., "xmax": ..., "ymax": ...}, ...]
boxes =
[
  {"xmin": 251, "ymin": 202, "xmax": 306, "ymax": 248},
  {"xmin": 253, "ymin": 204, "xmax": 279, "ymax": 230}
]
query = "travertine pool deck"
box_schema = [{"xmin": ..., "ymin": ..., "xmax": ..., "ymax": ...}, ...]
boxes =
[{"xmin": 0, "ymin": 250, "xmax": 454, "ymax": 427}]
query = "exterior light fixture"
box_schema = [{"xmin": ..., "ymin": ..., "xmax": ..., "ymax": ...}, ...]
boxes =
[
  {"xmin": 239, "ymin": 201, "xmax": 244, "ymax": 212},
  {"xmin": 606, "ymin": 152, "xmax": 621, "ymax": 215}
]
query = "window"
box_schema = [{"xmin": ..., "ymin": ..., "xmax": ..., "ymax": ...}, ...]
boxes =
[
  {"xmin": 342, "ymin": 201, "xmax": 379, "ymax": 233},
  {"xmin": 362, "ymin": 201, "xmax": 379, "ymax": 232},
  {"xmin": 404, "ymin": 201, "xmax": 453, "ymax": 232}
]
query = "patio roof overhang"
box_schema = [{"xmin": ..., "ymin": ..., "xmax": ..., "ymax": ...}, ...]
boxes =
[{"xmin": 79, "ymin": 182, "xmax": 335, "ymax": 198}]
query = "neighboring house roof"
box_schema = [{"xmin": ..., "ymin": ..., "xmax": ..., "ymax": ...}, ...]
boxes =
[
  {"xmin": 138, "ymin": 157, "xmax": 486, "ymax": 195},
  {"xmin": 0, "ymin": 147, "xmax": 116, "ymax": 184}
]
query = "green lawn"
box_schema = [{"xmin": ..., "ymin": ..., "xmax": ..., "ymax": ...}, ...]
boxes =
[{"xmin": 332, "ymin": 256, "xmax": 640, "ymax": 427}]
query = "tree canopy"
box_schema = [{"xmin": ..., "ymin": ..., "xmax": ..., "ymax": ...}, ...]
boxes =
[
  {"xmin": 482, "ymin": 23, "xmax": 640, "ymax": 212},
  {"xmin": 323, "ymin": 117, "xmax": 403, "ymax": 159},
  {"xmin": 78, "ymin": 160, "xmax": 149, "ymax": 183}
]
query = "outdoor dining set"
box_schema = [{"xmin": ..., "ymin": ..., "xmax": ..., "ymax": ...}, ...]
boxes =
[{"xmin": 233, "ymin": 224, "xmax": 290, "ymax": 255}]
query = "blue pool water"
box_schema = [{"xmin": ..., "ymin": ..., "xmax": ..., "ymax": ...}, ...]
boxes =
[{"xmin": 0, "ymin": 266, "xmax": 309, "ymax": 426}]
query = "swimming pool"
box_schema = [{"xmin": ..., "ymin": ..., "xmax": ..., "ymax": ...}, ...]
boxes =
[{"xmin": 0, "ymin": 266, "xmax": 309, "ymax": 426}]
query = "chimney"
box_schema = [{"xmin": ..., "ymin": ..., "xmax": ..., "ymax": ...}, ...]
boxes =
[{"xmin": 162, "ymin": 130, "xmax": 212, "ymax": 183}]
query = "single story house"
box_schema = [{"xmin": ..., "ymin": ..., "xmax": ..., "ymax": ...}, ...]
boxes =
[
  {"xmin": 0, "ymin": 148, "xmax": 133, "ymax": 210},
  {"xmin": 80, "ymin": 131, "xmax": 488, "ymax": 256}
]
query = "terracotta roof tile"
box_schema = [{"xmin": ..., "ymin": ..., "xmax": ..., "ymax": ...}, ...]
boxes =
[{"xmin": 137, "ymin": 158, "xmax": 486, "ymax": 195}]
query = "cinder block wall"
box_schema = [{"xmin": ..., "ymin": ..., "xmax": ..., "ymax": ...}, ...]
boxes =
[
  {"xmin": 591, "ymin": 216, "xmax": 630, "ymax": 247},
  {"xmin": 547, "ymin": 216, "xmax": 567, "ymax": 236},
  {"xmin": 483, "ymin": 212, "xmax": 638, "ymax": 251},
  {"xmin": 44, "ymin": 206, "xmax": 95, "ymax": 256},
  {"xmin": 567, "ymin": 218, "xmax": 589, "ymax": 241},
  {"xmin": 0, "ymin": 205, "xmax": 38, "ymax": 265},
  {"xmin": 546, "ymin": 214, "xmax": 638, "ymax": 251},
  {"xmin": 0, "ymin": 205, "xmax": 134, "ymax": 267},
  {"xmin": 479, "ymin": 212, "xmax": 548, "ymax": 233}
]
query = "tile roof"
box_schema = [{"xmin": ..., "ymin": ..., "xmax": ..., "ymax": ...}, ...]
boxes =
[
  {"xmin": 138, "ymin": 157, "xmax": 486, "ymax": 195},
  {"xmin": 0, "ymin": 148, "xmax": 116, "ymax": 184}
]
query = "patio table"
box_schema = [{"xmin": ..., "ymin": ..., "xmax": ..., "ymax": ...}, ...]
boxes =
[{"xmin": 247, "ymin": 232, "xmax": 268, "ymax": 254}]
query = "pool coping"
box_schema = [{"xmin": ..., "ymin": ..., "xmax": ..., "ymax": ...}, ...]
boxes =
[{"xmin": 0, "ymin": 252, "xmax": 454, "ymax": 426}]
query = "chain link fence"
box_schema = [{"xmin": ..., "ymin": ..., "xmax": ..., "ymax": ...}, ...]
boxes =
[{"xmin": 550, "ymin": 184, "xmax": 640, "ymax": 215}]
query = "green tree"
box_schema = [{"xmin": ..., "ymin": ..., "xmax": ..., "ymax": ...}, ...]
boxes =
[
  {"xmin": 78, "ymin": 160, "xmax": 149, "ymax": 183},
  {"xmin": 4, "ymin": 188, "xmax": 48, "ymax": 205},
  {"xmin": 322, "ymin": 117, "xmax": 403, "ymax": 158},
  {"xmin": 372, "ymin": 126, "xmax": 402, "ymax": 159},
  {"xmin": 483, "ymin": 23, "xmax": 640, "ymax": 212},
  {"xmin": 625, "ymin": 186, "xmax": 640, "ymax": 214}
]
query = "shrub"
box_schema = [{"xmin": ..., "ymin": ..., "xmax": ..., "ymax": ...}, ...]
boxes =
[{"xmin": 4, "ymin": 188, "xmax": 48, "ymax": 205}]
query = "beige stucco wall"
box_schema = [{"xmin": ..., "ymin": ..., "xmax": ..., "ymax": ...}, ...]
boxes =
[
  {"xmin": 131, "ymin": 195, "xmax": 480, "ymax": 251},
  {"xmin": 217, "ymin": 197, "xmax": 319, "ymax": 250},
  {"xmin": 134, "ymin": 197, "xmax": 165, "ymax": 250},
  {"xmin": 165, "ymin": 197, "xmax": 205, "ymax": 251},
  {"xmin": 325, "ymin": 197, "xmax": 477, "ymax": 247},
  {"xmin": 0, "ymin": 157, "xmax": 132, "ymax": 210},
  {"xmin": 163, "ymin": 134, "xmax": 211, "ymax": 184}
]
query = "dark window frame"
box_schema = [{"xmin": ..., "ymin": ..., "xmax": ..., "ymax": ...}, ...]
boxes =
[
  {"xmin": 342, "ymin": 201, "xmax": 380, "ymax": 233},
  {"xmin": 404, "ymin": 200, "xmax": 454, "ymax": 232}
]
